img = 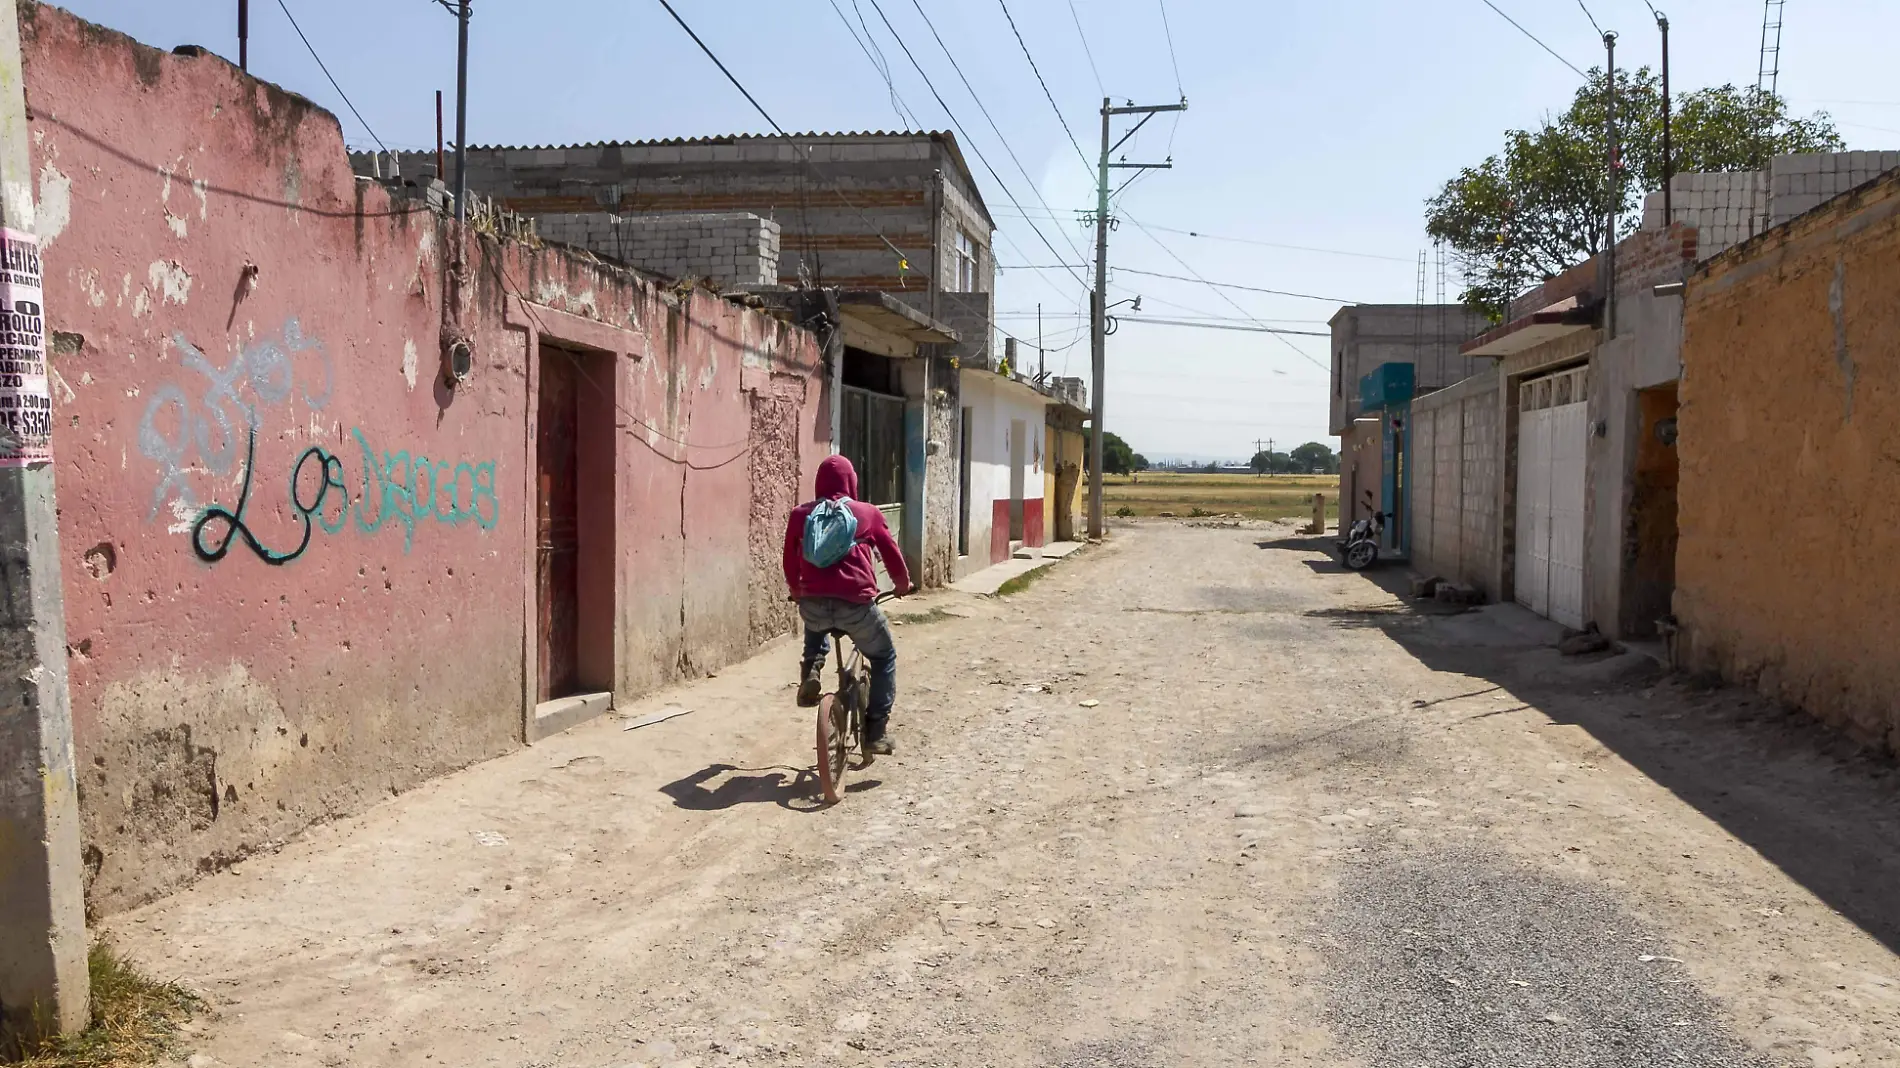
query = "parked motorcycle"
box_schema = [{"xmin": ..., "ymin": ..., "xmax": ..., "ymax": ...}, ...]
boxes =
[{"xmin": 1341, "ymin": 490, "xmax": 1388, "ymax": 571}]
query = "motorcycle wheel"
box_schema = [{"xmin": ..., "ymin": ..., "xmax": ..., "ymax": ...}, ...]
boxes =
[{"xmin": 1343, "ymin": 540, "xmax": 1379, "ymax": 571}]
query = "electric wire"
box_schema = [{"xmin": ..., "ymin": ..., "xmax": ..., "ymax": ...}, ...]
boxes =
[
  {"xmin": 1067, "ymin": 0, "xmax": 1107, "ymax": 97},
  {"xmin": 276, "ymin": 0, "xmax": 389, "ymax": 154},
  {"xmin": 827, "ymin": 0, "xmax": 920, "ymax": 128},
  {"xmin": 654, "ymin": 0, "xmax": 926, "ymax": 278},
  {"xmin": 1112, "ymin": 266, "xmax": 1360, "ymax": 305},
  {"xmin": 996, "ymin": 0, "xmax": 1095, "ymax": 174},
  {"xmin": 1156, "ymin": 0, "xmax": 1184, "ymax": 97},
  {"xmin": 1122, "ymin": 213, "xmax": 1334, "ymax": 373},
  {"xmin": 1478, "ymin": 0, "xmax": 1587, "ymax": 77},
  {"xmin": 859, "ymin": 0, "xmax": 1093, "ymax": 293},
  {"xmin": 1577, "ymin": 0, "xmax": 1605, "ymax": 38},
  {"xmin": 901, "ymin": 0, "xmax": 1095, "ymax": 275}
]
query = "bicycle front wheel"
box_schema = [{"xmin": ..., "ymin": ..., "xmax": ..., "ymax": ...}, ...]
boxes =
[{"xmin": 816, "ymin": 694, "xmax": 850, "ymax": 803}]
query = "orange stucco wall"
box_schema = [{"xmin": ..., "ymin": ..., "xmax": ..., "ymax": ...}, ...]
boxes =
[{"xmin": 1676, "ymin": 169, "xmax": 1900, "ymax": 754}]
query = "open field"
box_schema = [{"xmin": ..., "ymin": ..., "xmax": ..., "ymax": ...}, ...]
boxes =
[{"xmin": 1102, "ymin": 472, "xmax": 1340, "ymax": 522}]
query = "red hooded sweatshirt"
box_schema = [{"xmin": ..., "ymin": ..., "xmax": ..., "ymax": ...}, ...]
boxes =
[{"xmin": 783, "ymin": 454, "xmax": 912, "ymax": 603}]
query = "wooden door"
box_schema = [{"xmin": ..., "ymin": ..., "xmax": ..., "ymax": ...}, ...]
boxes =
[{"xmin": 537, "ymin": 347, "xmax": 582, "ymax": 701}]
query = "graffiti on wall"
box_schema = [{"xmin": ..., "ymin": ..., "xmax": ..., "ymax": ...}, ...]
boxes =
[
  {"xmin": 191, "ymin": 425, "xmax": 498, "ymax": 565},
  {"xmin": 138, "ymin": 320, "xmax": 331, "ymax": 519},
  {"xmin": 140, "ymin": 320, "xmax": 499, "ymax": 564}
]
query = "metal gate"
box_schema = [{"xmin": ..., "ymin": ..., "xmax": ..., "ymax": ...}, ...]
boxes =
[
  {"xmin": 840, "ymin": 385, "xmax": 905, "ymax": 506},
  {"xmin": 1514, "ymin": 366, "xmax": 1588, "ymax": 629}
]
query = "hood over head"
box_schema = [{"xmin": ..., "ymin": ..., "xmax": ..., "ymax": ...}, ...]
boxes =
[{"xmin": 816, "ymin": 454, "xmax": 859, "ymax": 500}]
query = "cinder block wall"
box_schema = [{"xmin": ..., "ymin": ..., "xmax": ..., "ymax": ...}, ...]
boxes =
[
  {"xmin": 535, "ymin": 212, "xmax": 781, "ymax": 287},
  {"xmin": 1677, "ymin": 168, "xmax": 1900, "ymax": 755},
  {"xmin": 1641, "ymin": 151, "xmax": 1900, "ymax": 259},
  {"xmin": 1408, "ymin": 367, "xmax": 1500, "ymax": 598}
]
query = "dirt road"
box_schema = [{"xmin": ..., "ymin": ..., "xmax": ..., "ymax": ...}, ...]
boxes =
[{"xmin": 110, "ymin": 521, "xmax": 1900, "ymax": 1067}]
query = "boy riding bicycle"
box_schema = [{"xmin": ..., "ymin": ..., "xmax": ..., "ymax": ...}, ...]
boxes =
[{"xmin": 783, "ymin": 455, "xmax": 912, "ymax": 754}]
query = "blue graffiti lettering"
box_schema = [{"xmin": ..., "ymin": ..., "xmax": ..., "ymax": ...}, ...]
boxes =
[
  {"xmin": 137, "ymin": 319, "xmax": 332, "ymax": 519},
  {"xmin": 347, "ymin": 428, "xmax": 498, "ymax": 552}
]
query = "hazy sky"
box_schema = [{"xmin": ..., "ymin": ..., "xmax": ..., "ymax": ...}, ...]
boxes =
[{"xmin": 51, "ymin": 0, "xmax": 1900, "ymax": 460}]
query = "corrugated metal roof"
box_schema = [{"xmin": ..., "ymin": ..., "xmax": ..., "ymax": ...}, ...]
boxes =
[{"xmin": 466, "ymin": 131, "xmax": 948, "ymax": 152}]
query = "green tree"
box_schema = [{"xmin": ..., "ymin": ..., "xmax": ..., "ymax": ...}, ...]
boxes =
[
  {"xmin": 1427, "ymin": 72, "xmax": 1842, "ymax": 319},
  {"xmin": 1087, "ymin": 429, "xmax": 1139, "ymax": 476},
  {"xmin": 1290, "ymin": 441, "xmax": 1338, "ymax": 474},
  {"xmin": 1131, "ymin": 453, "xmax": 1150, "ymax": 472}
]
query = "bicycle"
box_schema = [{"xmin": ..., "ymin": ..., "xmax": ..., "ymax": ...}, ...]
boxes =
[{"xmin": 813, "ymin": 591, "xmax": 899, "ymax": 804}]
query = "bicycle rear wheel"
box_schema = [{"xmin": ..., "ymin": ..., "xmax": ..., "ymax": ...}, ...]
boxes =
[{"xmin": 815, "ymin": 694, "xmax": 850, "ymax": 803}]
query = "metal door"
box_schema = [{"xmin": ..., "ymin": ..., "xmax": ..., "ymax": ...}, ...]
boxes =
[{"xmin": 1514, "ymin": 367, "xmax": 1589, "ymax": 629}]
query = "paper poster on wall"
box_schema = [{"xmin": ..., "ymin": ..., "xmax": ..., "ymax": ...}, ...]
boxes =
[{"xmin": 0, "ymin": 228, "xmax": 52, "ymax": 467}]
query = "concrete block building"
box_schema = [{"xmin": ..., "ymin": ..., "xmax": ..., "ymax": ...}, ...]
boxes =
[
  {"xmin": 1328, "ymin": 304, "xmax": 1491, "ymax": 539},
  {"xmin": 375, "ymin": 132, "xmax": 998, "ymax": 590}
]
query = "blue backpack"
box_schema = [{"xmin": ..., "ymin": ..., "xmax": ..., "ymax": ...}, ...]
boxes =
[{"xmin": 802, "ymin": 497, "xmax": 860, "ymax": 568}]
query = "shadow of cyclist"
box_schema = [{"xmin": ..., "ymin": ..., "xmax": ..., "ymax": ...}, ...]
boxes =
[{"xmin": 658, "ymin": 763, "xmax": 883, "ymax": 812}]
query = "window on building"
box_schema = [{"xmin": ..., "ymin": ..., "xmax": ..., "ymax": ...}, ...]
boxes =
[{"xmin": 953, "ymin": 230, "xmax": 979, "ymax": 292}]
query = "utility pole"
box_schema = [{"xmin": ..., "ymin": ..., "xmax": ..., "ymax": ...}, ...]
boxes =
[
  {"xmin": 453, "ymin": 0, "xmax": 470, "ymax": 222},
  {"xmin": 1657, "ymin": 11, "xmax": 1672, "ymax": 227},
  {"xmin": 0, "ymin": 0, "xmax": 89, "ymax": 1037},
  {"xmin": 1603, "ymin": 30, "xmax": 1619, "ymax": 341},
  {"xmin": 237, "ymin": 0, "xmax": 249, "ymax": 71},
  {"xmin": 1089, "ymin": 95, "xmax": 1186, "ymax": 539}
]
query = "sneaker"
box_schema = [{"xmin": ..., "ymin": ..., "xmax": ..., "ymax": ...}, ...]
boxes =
[{"xmin": 797, "ymin": 665, "xmax": 823, "ymax": 708}]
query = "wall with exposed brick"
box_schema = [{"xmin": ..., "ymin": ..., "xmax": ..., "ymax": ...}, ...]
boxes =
[
  {"xmin": 381, "ymin": 135, "xmax": 992, "ymax": 305},
  {"xmin": 533, "ymin": 212, "xmax": 781, "ymax": 288},
  {"xmin": 1676, "ymin": 168, "xmax": 1900, "ymax": 754}
]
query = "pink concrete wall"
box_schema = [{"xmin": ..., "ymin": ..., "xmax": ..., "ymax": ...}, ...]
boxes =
[{"xmin": 22, "ymin": 4, "xmax": 824, "ymax": 914}]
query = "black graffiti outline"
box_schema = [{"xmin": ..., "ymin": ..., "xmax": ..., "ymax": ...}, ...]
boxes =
[{"xmin": 191, "ymin": 426, "xmax": 347, "ymax": 566}]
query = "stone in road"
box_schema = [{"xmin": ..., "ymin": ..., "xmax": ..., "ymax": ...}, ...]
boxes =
[{"xmin": 107, "ymin": 522, "xmax": 1900, "ymax": 1067}]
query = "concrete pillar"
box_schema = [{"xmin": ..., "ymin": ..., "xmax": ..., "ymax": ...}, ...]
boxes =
[{"xmin": 0, "ymin": 0, "xmax": 91, "ymax": 1036}]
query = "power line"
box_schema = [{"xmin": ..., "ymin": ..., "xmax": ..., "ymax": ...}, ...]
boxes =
[
  {"xmin": 276, "ymin": 0, "xmax": 388, "ymax": 154},
  {"xmin": 996, "ymin": 0, "xmax": 1095, "ymax": 175},
  {"xmin": 1477, "ymin": 0, "xmax": 1587, "ymax": 77},
  {"xmin": 655, "ymin": 0, "xmax": 786, "ymax": 134},
  {"xmin": 902, "ymin": 0, "xmax": 1092, "ymax": 277},
  {"xmin": 1145, "ymin": 224, "xmax": 1415, "ymax": 263},
  {"xmin": 1067, "ymin": 0, "xmax": 1107, "ymax": 97},
  {"xmin": 997, "ymin": 217, "xmax": 1415, "ymax": 264},
  {"xmin": 1117, "ymin": 317, "xmax": 1331, "ymax": 337},
  {"xmin": 655, "ymin": 0, "xmax": 924, "ymax": 277},
  {"xmin": 1122, "ymin": 213, "xmax": 1335, "ymax": 373},
  {"xmin": 1112, "ymin": 266, "xmax": 1360, "ymax": 304},
  {"xmin": 1576, "ymin": 0, "xmax": 1605, "ymax": 39},
  {"xmin": 1156, "ymin": 0, "xmax": 1184, "ymax": 96},
  {"xmin": 827, "ymin": 0, "xmax": 919, "ymax": 129},
  {"xmin": 860, "ymin": 0, "xmax": 1092, "ymax": 292}
]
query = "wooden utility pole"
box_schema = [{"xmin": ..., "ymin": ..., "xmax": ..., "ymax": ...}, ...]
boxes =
[{"xmin": 0, "ymin": 0, "xmax": 89, "ymax": 1036}]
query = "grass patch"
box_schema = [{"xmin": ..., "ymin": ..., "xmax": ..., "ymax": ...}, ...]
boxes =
[
  {"xmin": 996, "ymin": 565, "xmax": 1051, "ymax": 597},
  {"xmin": 1104, "ymin": 472, "xmax": 1340, "ymax": 523},
  {"xmin": 4, "ymin": 944, "xmax": 201, "ymax": 1068},
  {"xmin": 891, "ymin": 606, "xmax": 959, "ymax": 626}
]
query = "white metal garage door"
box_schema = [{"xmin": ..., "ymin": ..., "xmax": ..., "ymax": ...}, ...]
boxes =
[{"xmin": 1514, "ymin": 366, "xmax": 1589, "ymax": 629}]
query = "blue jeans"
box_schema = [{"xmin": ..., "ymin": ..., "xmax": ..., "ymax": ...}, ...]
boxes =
[{"xmin": 799, "ymin": 597, "xmax": 897, "ymax": 727}]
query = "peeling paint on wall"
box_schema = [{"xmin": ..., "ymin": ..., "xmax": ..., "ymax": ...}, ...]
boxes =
[{"xmin": 36, "ymin": 161, "xmax": 70, "ymax": 247}]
